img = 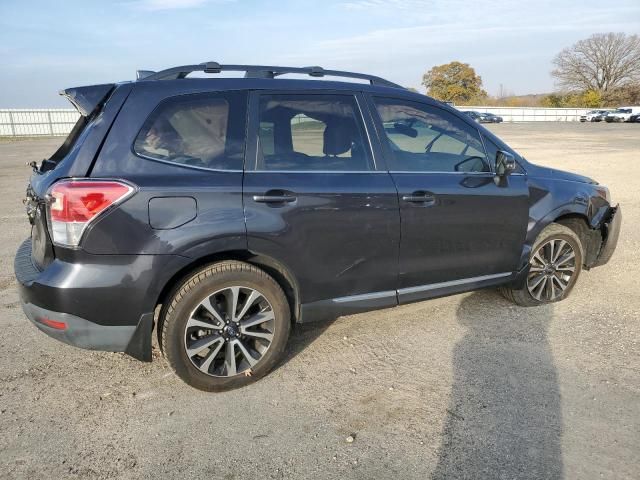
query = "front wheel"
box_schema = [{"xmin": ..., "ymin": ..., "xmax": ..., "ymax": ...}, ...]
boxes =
[
  {"xmin": 161, "ymin": 261, "xmax": 291, "ymax": 391},
  {"xmin": 501, "ymin": 223, "xmax": 584, "ymax": 306}
]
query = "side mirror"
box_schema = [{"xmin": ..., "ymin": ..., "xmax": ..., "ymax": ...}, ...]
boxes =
[{"xmin": 495, "ymin": 150, "xmax": 516, "ymax": 176}]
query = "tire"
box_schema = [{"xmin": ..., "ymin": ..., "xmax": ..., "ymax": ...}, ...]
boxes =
[
  {"xmin": 501, "ymin": 223, "xmax": 583, "ymax": 307},
  {"xmin": 161, "ymin": 261, "xmax": 291, "ymax": 391}
]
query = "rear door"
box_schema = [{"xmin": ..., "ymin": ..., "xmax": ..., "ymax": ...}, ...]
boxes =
[
  {"xmin": 368, "ymin": 95, "xmax": 529, "ymax": 301},
  {"xmin": 243, "ymin": 91, "xmax": 400, "ymax": 314}
]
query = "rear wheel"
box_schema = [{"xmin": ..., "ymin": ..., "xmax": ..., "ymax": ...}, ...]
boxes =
[
  {"xmin": 161, "ymin": 261, "xmax": 291, "ymax": 391},
  {"xmin": 501, "ymin": 223, "xmax": 583, "ymax": 306}
]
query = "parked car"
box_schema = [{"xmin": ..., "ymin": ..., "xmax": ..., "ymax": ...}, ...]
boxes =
[
  {"xmin": 605, "ymin": 107, "xmax": 640, "ymax": 122},
  {"xmin": 580, "ymin": 110, "xmax": 610, "ymax": 122},
  {"xmin": 15, "ymin": 63, "xmax": 621, "ymax": 391},
  {"xmin": 482, "ymin": 112, "xmax": 503, "ymax": 123},
  {"xmin": 463, "ymin": 110, "xmax": 486, "ymax": 122},
  {"xmin": 463, "ymin": 111, "xmax": 502, "ymax": 123}
]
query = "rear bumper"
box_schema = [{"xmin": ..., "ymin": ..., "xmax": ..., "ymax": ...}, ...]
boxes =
[
  {"xmin": 593, "ymin": 205, "xmax": 621, "ymax": 267},
  {"xmin": 21, "ymin": 301, "xmax": 136, "ymax": 352},
  {"xmin": 14, "ymin": 238, "xmax": 188, "ymax": 360}
]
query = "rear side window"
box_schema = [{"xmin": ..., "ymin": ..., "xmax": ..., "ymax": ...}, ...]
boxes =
[
  {"xmin": 372, "ymin": 97, "xmax": 489, "ymax": 173},
  {"xmin": 255, "ymin": 94, "xmax": 373, "ymax": 171},
  {"xmin": 134, "ymin": 92, "xmax": 246, "ymax": 170}
]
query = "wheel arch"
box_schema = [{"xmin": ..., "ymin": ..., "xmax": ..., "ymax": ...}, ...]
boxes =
[
  {"xmin": 513, "ymin": 202, "xmax": 603, "ymax": 290},
  {"xmin": 154, "ymin": 250, "xmax": 301, "ymax": 342},
  {"xmin": 553, "ymin": 213, "xmax": 603, "ymax": 268},
  {"xmin": 515, "ymin": 206, "xmax": 604, "ymax": 287}
]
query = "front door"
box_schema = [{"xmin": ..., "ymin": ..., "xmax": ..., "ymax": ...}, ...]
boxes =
[
  {"xmin": 243, "ymin": 91, "xmax": 400, "ymax": 316},
  {"xmin": 368, "ymin": 95, "xmax": 529, "ymax": 301}
]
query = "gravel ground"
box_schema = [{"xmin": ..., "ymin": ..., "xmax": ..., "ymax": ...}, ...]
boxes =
[{"xmin": 0, "ymin": 123, "xmax": 638, "ymax": 479}]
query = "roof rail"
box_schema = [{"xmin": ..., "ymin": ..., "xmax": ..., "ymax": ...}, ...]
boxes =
[{"xmin": 137, "ymin": 62, "xmax": 403, "ymax": 89}]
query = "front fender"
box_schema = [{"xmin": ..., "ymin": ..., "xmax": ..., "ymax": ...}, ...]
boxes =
[{"xmin": 516, "ymin": 178, "xmax": 612, "ymax": 274}]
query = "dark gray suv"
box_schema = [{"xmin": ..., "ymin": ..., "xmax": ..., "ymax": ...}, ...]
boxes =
[{"xmin": 15, "ymin": 63, "xmax": 621, "ymax": 391}]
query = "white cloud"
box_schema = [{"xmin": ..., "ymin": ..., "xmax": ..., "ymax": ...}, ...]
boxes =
[
  {"xmin": 343, "ymin": 0, "xmax": 428, "ymax": 10},
  {"xmin": 131, "ymin": 0, "xmax": 230, "ymax": 11}
]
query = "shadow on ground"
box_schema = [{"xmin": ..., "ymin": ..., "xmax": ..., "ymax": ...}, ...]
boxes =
[
  {"xmin": 432, "ymin": 290, "xmax": 563, "ymax": 479},
  {"xmin": 276, "ymin": 316, "xmax": 339, "ymax": 370}
]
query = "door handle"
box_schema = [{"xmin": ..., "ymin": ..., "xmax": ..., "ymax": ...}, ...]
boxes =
[
  {"xmin": 402, "ymin": 192, "xmax": 436, "ymax": 204},
  {"xmin": 253, "ymin": 194, "xmax": 297, "ymax": 203}
]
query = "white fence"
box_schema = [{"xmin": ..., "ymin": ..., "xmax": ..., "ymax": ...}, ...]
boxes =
[
  {"xmin": 457, "ymin": 107, "xmax": 592, "ymax": 122},
  {"xmin": 0, "ymin": 106, "xmax": 594, "ymax": 137},
  {"xmin": 0, "ymin": 109, "xmax": 80, "ymax": 136}
]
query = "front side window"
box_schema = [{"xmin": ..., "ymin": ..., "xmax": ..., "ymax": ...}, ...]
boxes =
[
  {"xmin": 482, "ymin": 133, "xmax": 525, "ymax": 174},
  {"xmin": 256, "ymin": 94, "xmax": 372, "ymax": 171},
  {"xmin": 134, "ymin": 92, "xmax": 245, "ymax": 170},
  {"xmin": 373, "ymin": 97, "xmax": 490, "ymax": 173}
]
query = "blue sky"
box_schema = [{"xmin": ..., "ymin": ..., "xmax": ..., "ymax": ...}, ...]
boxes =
[{"xmin": 1, "ymin": 0, "xmax": 639, "ymax": 107}]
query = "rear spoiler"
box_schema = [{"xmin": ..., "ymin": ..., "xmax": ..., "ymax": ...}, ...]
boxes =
[{"xmin": 59, "ymin": 83, "xmax": 115, "ymax": 116}]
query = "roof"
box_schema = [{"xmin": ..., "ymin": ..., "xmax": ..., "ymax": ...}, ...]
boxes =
[
  {"xmin": 132, "ymin": 76, "xmax": 442, "ymax": 111},
  {"xmin": 136, "ymin": 62, "xmax": 403, "ymax": 89},
  {"xmin": 128, "ymin": 63, "xmax": 452, "ymax": 106}
]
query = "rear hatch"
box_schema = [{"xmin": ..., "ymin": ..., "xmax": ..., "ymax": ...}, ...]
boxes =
[{"xmin": 24, "ymin": 83, "xmax": 122, "ymax": 270}]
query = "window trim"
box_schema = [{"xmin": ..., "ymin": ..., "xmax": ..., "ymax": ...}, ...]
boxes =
[
  {"xmin": 131, "ymin": 91, "xmax": 246, "ymax": 173},
  {"xmin": 247, "ymin": 90, "xmax": 378, "ymax": 174},
  {"xmin": 368, "ymin": 94, "xmax": 494, "ymax": 175},
  {"xmin": 133, "ymin": 151, "xmax": 244, "ymax": 173}
]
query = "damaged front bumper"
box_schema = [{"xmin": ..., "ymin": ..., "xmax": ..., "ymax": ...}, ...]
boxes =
[{"xmin": 592, "ymin": 205, "xmax": 621, "ymax": 267}]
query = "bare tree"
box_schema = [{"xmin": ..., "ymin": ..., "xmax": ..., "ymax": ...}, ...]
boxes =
[{"xmin": 552, "ymin": 33, "xmax": 640, "ymax": 93}]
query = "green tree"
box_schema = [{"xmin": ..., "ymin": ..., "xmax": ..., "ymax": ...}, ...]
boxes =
[
  {"xmin": 541, "ymin": 90, "xmax": 602, "ymax": 108},
  {"xmin": 580, "ymin": 90, "xmax": 602, "ymax": 108},
  {"xmin": 541, "ymin": 94, "xmax": 568, "ymax": 108},
  {"xmin": 422, "ymin": 62, "xmax": 487, "ymax": 104}
]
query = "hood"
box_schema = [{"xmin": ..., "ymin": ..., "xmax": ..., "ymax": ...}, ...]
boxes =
[{"xmin": 526, "ymin": 163, "xmax": 597, "ymax": 185}]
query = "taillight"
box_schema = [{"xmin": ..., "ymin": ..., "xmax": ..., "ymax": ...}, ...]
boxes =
[{"xmin": 47, "ymin": 180, "xmax": 135, "ymax": 247}]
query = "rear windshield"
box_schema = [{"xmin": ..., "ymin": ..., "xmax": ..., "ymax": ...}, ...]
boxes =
[
  {"xmin": 41, "ymin": 84, "xmax": 114, "ymax": 172},
  {"xmin": 40, "ymin": 115, "xmax": 89, "ymax": 172}
]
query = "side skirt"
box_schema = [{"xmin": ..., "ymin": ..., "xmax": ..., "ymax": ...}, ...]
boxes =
[
  {"xmin": 397, "ymin": 272, "xmax": 513, "ymax": 305},
  {"xmin": 298, "ymin": 272, "xmax": 514, "ymax": 323}
]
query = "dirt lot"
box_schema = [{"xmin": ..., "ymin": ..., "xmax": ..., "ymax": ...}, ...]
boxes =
[{"xmin": 0, "ymin": 123, "xmax": 638, "ymax": 479}]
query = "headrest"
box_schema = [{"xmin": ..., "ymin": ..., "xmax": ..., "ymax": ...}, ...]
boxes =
[{"xmin": 323, "ymin": 118, "xmax": 353, "ymax": 156}]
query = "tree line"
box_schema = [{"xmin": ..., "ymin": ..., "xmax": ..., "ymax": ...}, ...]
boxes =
[{"xmin": 420, "ymin": 33, "xmax": 640, "ymax": 107}]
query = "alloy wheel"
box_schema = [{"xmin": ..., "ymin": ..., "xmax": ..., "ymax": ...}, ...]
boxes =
[
  {"xmin": 183, "ymin": 286, "xmax": 275, "ymax": 377},
  {"xmin": 527, "ymin": 238, "xmax": 577, "ymax": 302}
]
